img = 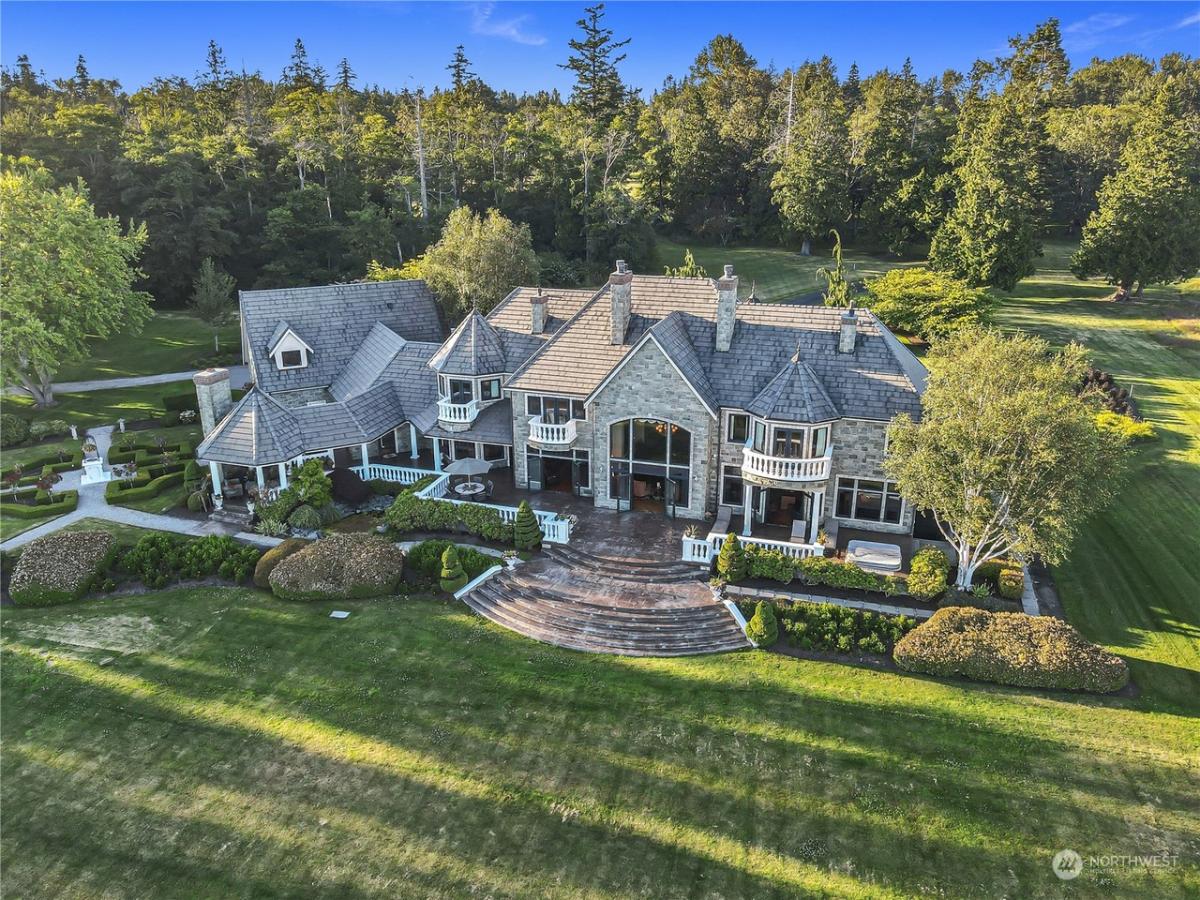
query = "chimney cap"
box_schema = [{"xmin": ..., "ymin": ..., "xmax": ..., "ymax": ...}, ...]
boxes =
[
  {"xmin": 723, "ymin": 264, "xmax": 734, "ymax": 278},
  {"xmin": 530, "ymin": 292, "xmax": 547, "ymax": 304},
  {"xmin": 615, "ymin": 260, "xmax": 628, "ymax": 275},
  {"xmin": 193, "ymin": 367, "xmax": 231, "ymax": 386},
  {"xmin": 842, "ymin": 300, "xmax": 857, "ymax": 318}
]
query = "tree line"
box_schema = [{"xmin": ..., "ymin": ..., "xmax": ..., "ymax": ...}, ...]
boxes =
[{"xmin": 2, "ymin": 6, "xmax": 1197, "ymax": 309}]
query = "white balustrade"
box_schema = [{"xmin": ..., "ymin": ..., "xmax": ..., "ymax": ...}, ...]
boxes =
[
  {"xmin": 528, "ymin": 415, "xmax": 578, "ymax": 448},
  {"xmin": 437, "ymin": 398, "xmax": 480, "ymax": 425},
  {"xmin": 682, "ymin": 530, "xmax": 823, "ymax": 563},
  {"xmin": 351, "ymin": 464, "xmax": 434, "ymax": 485},
  {"xmin": 740, "ymin": 446, "xmax": 831, "ymax": 483}
]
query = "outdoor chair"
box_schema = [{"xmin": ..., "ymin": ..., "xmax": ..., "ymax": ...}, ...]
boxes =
[{"xmin": 485, "ymin": 479, "xmax": 494, "ymax": 500}]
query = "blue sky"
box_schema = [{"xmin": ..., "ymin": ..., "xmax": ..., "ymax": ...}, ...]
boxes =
[{"xmin": 3, "ymin": 1, "xmax": 1197, "ymax": 93}]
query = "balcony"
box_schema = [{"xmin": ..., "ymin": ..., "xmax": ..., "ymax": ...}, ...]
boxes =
[
  {"xmin": 437, "ymin": 397, "xmax": 480, "ymax": 427},
  {"xmin": 527, "ymin": 414, "xmax": 578, "ymax": 449},
  {"xmin": 741, "ymin": 445, "xmax": 832, "ymax": 486}
]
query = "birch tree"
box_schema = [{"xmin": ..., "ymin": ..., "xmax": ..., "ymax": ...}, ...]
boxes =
[{"xmin": 885, "ymin": 328, "xmax": 1128, "ymax": 590}]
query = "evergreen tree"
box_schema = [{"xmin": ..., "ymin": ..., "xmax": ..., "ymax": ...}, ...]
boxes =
[
  {"xmin": 715, "ymin": 532, "xmax": 748, "ymax": 582},
  {"xmin": 843, "ymin": 62, "xmax": 862, "ymax": 109},
  {"xmin": 745, "ymin": 600, "xmax": 779, "ymax": 646},
  {"xmin": 447, "ymin": 45, "xmax": 475, "ymax": 92},
  {"xmin": 72, "ymin": 54, "xmax": 90, "ymax": 99},
  {"xmin": 560, "ymin": 3, "xmax": 630, "ymax": 130},
  {"xmin": 336, "ymin": 58, "xmax": 356, "ymax": 92},
  {"xmin": 1071, "ymin": 82, "xmax": 1200, "ymax": 296},
  {"xmin": 930, "ymin": 94, "xmax": 1044, "ymax": 289},
  {"xmin": 513, "ymin": 501, "xmax": 543, "ymax": 550},
  {"xmin": 191, "ymin": 258, "xmax": 237, "ymax": 350},
  {"xmin": 819, "ymin": 230, "xmax": 852, "ymax": 307},
  {"xmin": 439, "ymin": 545, "xmax": 469, "ymax": 592},
  {"xmin": 283, "ymin": 39, "xmax": 318, "ymax": 87}
]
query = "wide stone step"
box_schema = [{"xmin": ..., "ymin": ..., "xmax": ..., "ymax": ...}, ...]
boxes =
[
  {"xmin": 464, "ymin": 592, "xmax": 748, "ymax": 656},
  {"xmin": 491, "ymin": 575, "xmax": 729, "ymax": 623},
  {"xmin": 544, "ymin": 545, "xmax": 700, "ymax": 578},
  {"xmin": 476, "ymin": 587, "xmax": 741, "ymax": 639}
]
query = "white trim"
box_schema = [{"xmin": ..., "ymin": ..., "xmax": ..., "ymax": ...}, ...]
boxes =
[
  {"xmin": 833, "ymin": 475, "xmax": 906, "ymax": 526},
  {"xmin": 453, "ymin": 564, "xmax": 504, "ymax": 600},
  {"xmin": 725, "ymin": 411, "xmax": 750, "ymax": 444},
  {"xmin": 268, "ymin": 327, "xmax": 314, "ymax": 355},
  {"xmin": 585, "ymin": 330, "xmax": 718, "ymax": 420}
]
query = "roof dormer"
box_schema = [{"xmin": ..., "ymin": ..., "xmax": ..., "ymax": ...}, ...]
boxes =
[{"xmin": 267, "ymin": 321, "xmax": 313, "ymax": 371}]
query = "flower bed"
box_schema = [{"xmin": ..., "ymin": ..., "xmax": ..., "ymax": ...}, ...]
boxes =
[
  {"xmin": 739, "ymin": 597, "xmax": 918, "ymax": 656},
  {"xmin": 9, "ymin": 532, "xmax": 118, "ymax": 606},
  {"xmin": 269, "ymin": 533, "xmax": 406, "ymax": 602},
  {"xmin": 893, "ymin": 607, "xmax": 1129, "ymax": 693},
  {"xmin": 405, "ymin": 539, "xmax": 498, "ymax": 588}
]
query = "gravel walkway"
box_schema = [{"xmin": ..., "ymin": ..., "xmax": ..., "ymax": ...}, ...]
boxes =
[{"xmin": 4, "ymin": 365, "xmax": 250, "ymax": 396}]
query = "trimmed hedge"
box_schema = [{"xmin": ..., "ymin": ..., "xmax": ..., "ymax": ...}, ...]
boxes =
[
  {"xmin": 906, "ymin": 548, "xmax": 949, "ymax": 600},
  {"xmin": 120, "ymin": 533, "xmax": 260, "ymax": 589},
  {"xmin": 106, "ymin": 470, "xmax": 185, "ymax": 504},
  {"xmin": 269, "ymin": 533, "xmax": 406, "ymax": 601},
  {"xmin": 405, "ymin": 539, "xmax": 497, "ymax": 583},
  {"xmin": 439, "ymin": 545, "xmax": 469, "ymax": 593},
  {"xmin": 2, "ymin": 452, "xmax": 83, "ymax": 481},
  {"xmin": 744, "ymin": 598, "xmax": 918, "ymax": 655},
  {"xmin": 1, "ymin": 413, "xmax": 30, "ymax": 448},
  {"xmin": 9, "ymin": 532, "xmax": 118, "ymax": 606},
  {"xmin": 253, "ymin": 538, "xmax": 310, "ymax": 588},
  {"xmin": 0, "ymin": 489, "xmax": 79, "ymax": 519},
  {"xmin": 107, "ymin": 442, "xmax": 193, "ymax": 465},
  {"xmin": 893, "ymin": 607, "xmax": 1129, "ymax": 693},
  {"xmin": 385, "ymin": 492, "xmax": 514, "ymax": 544},
  {"xmin": 745, "ymin": 600, "xmax": 778, "ymax": 646}
]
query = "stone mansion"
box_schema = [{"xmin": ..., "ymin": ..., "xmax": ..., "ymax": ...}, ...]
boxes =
[{"xmin": 195, "ymin": 262, "xmax": 927, "ymax": 549}]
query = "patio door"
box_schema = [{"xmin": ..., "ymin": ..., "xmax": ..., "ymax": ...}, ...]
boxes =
[
  {"xmin": 665, "ymin": 477, "xmax": 680, "ymax": 519},
  {"xmin": 527, "ymin": 454, "xmax": 544, "ymax": 491}
]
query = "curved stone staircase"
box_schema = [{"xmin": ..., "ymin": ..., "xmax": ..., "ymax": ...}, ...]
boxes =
[{"xmin": 460, "ymin": 545, "xmax": 750, "ymax": 657}]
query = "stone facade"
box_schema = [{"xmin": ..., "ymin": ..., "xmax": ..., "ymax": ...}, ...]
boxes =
[
  {"xmin": 589, "ymin": 340, "xmax": 717, "ymax": 520},
  {"xmin": 193, "ymin": 368, "xmax": 233, "ymax": 437},
  {"xmin": 823, "ymin": 417, "xmax": 913, "ymax": 535},
  {"xmin": 511, "ymin": 390, "xmax": 596, "ymax": 492}
]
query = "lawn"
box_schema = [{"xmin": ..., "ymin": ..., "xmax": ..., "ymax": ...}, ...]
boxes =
[
  {"xmin": 52, "ymin": 310, "xmax": 242, "ymax": 382},
  {"xmin": 656, "ymin": 238, "xmax": 914, "ymax": 302},
  {"xmin": 2, "ymin": 587, "xmax": 1197, "ymax": 899},
  {"xmin": 0, "ymin": 508, "xmax": 69, "ymax": 543},
  {"xmin": 1, "ymin": 381, "xmax": 200, "ymax": 430},
  {"xmin": 995, "ymin": 241, "xmax": 1200, "ymax": 710}
]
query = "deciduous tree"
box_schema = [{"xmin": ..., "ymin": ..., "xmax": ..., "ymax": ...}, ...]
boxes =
[{"xmin": 421, "ymin": 206, "xmax": 539, "ymax": 317}]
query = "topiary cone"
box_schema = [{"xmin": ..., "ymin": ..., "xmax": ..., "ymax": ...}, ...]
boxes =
[
  {"xmin": 439, "ymin": 545, "xmax": 468, "ymax": 593},
  {"xmin": 513, "ymin": 500, "xmax": 542, "ymax": 550},
  {"xmin": 745, "ymin": 599, "xmax": 778, "ymax": 647},
  {"xmin": 716, "ymin": 532, "xmax": 748, "ymax": 582}
]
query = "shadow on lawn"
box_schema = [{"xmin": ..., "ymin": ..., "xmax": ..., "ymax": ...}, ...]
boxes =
[{"xmin": 11, "ymin": 600, "xmax": 1197, "ymax": 899}]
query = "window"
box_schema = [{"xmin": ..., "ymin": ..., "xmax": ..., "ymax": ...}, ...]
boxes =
[
  {"xmin": 609, "ymin": 461, "xmax": 630, "ymax": 500},
  {"xmin": 810, "ymin": 425, "xmax": 830, "ymax": 457},
  {"xmin": 481, "ymin": 378, "xmax": 501, "ymax": 401},
  {"xmin": 574, "ymin": 450, "xmax": 590, "ymax": 488},
  {"xmin": 752, "ymin": 419, "xmax": 767, "ymax": 452},
  {"xmin": 572, "ymin": 399, "xmax": 587, "ymax": 421},
  {"xmin": 608, "ymin": 418, "xmax": 692, "ymax": 507},
  {"xmin": 772, "ymin": 428, "xmax": 806, "ymax": 459},
  {"xmin": 280, "ymin": 349, "xmax": 304, "ymax": 368},
  {"xmin": 526, "ymin": 395, "xmax": 542, "ymax": 416},
  {"xmin": 835, "ymin": 477, "xmax": 903, "ymax": 524},
  {"xmin": 482, "ymin": 443, "xmax": 506, "ymax": 461},
  {"xmin": 721, "ymin": 464, "xmax": 744, "ymax": 505},
  {"xmin": 609, "ymin": 419, "xmax": 629, "ymax": 459},
  {"xmin": 632, "ymin": 418, "xmax": 668, "ymax": 462},
  {"xmin": 453, "ymin": 441, "xmax": 477, "ymax": 459},
  {"xmin": 727, "ymin": 413, "xmax": 749, "ymax": 444},
  {"xmin": 668, "ymin": 424, "xmax": 690, "ymax": 466},
  {"xmin": 543, "ymin": 397, "xmax": 572, "ymax": 425},
  {"xmin": 448, "ymin": 379, "xmax": 473, "ymax": 404},
  {"xmin": 667, "ymin": 472, "xmax": 690, "ymax": 508}
]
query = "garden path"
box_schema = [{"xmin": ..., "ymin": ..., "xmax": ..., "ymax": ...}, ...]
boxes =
[{"xmin": 4, "ymin": 365, "xmax": 250, "ymax": 397}]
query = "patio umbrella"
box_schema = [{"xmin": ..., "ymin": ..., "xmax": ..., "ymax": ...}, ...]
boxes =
[{"xmin": 443, "ymin": 457, "xmax": 492, "ymax": 485}]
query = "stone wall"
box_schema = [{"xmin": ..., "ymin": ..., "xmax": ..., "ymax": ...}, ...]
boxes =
[
  {"xmin": 589, "ymin": 340, "xmax": 717, "ymax": 520},
  {"xmin": 824, "ymin": 417, "xmax": 913, "ymax": 535},
  {"xmin": 510, "ymin": 390, "xmax": 596, "ymax": 490}
]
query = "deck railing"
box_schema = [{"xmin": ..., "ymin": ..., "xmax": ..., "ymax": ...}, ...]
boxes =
[
  {"xmin": 356, "ymin": 467, "xmax": 573, "ymax": 544},
  {"xmin": 437, "ymin": 397, "xmax": 480, "ymax": 425},
  {"xmin": 527, "ymin": 415, "xmax": 578, "ymax": 448},
  {"xmin": 681, "ymin": 531, "xmax": 824, "ymax": 565},
  {"xmin": 740, "ymin": 446, "xmax": 831, "ymax": 483}
]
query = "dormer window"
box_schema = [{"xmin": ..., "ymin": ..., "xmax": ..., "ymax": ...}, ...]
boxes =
[
  {"xmin": 268, "ymin": 325, "xmax": 313, "ymax": 371},
  {"xmin": 280, "ymin": 349, "xmax": 304, "ymax": 368}
]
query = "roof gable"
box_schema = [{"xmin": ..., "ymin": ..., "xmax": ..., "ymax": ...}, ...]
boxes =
[
  {"xmin": 746, "ymin": 346, "xmax": 840, "ymax": 422},
  {"xmin": 428, "ymin": 310, "xmax": 508, "ymax": 376}
]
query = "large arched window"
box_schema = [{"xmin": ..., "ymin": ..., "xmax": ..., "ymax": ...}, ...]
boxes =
[{"xmin": 608, "ymin": 418, "xmax": 692, "ymax": 508}]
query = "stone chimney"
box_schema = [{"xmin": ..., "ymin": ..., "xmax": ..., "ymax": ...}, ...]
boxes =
[
  {"xmin": 530, "ymin": 288, "xmax": 548, "ymax": 335},
  {"xmin": 609, "ymin": 260, "xmax": 632, "ymax": 345},
  {"xmin": 193, "ymin": 368, "xmax": 233, "ymax": 436},
  {"xmin": 838, "ymin": 301, "xmax": 858, "ymax": 354},
  {"xmin": 715, "ymin": 264, "xmax": 738, "ymax": 352}
]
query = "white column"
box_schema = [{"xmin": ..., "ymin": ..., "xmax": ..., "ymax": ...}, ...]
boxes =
[
  {"xmin": 360, "ymin": 442, "xmax": 370, "ymax": 467},
  {"xmin": 742, "ymin": 485, "xmax": 753, "ymax": 536},
  {"xmin": 433, "ymin": 439, "xmax": 443, "ymax": 472},
  {"xmin": 409, "ymin": 423, "xmax": 420, "ymax": 460},
  {"xmin": 209, "ymin": 461, "xmax": 223, "ymax": 497},
  {"xmin": 255, "ymin": 466, "xmax": 266, "ymax": 492},
  {"xmin": 278, "ymin": 462, "xmax": 288, "ymax": 489},
  {"xmin": 809, "ymin": 491, "xmax": 823, "ymax": 543}
]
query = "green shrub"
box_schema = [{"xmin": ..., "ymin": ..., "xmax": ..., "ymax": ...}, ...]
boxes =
[
  {"xmin": 865, "ymin": 267, "xmax": 995, "ymax": 340},
  {"xmin": 745, "ymin": 600, "xmax": 778, "ymax": 646},
  {"xmin": 9, "ymin": 532, "xmax": 117, "ymax": 606},
  {"xmin": 906, "ymin": 548, "xmax": 949, "ymax": 600},
  {"xmin": 716, "ymin": 533, "xmax": 748, "ymax": 582},
  {"xmin": 406, "ymin": 540, "xmax": 496, "ymax": 582},
  {"xmin": 384, "ymin": 492, "xmax": 514, "ymax": 543},
  {"xmin": 749, "ymin": 598, "xmax": 918, "ymax": 654},
  {"xmin": 893, "ymin": 607, "xmax": 1129, "ymax": 693},
  {"xmin": 1, "ymin": 413, "xmax": 30, "ymax": 448},
  {"xmin": 0, "ymin": 489, "xmax": 79, "ymax": 519},
  {"xmin": 28, "ymin": 419, "xmax": 70, "ymax": 442},
  {"xmin": 401, "ymin": 474, "xmax": 441, "ymax": 495},
  {"xmin": 269, "ymin": 533, "xmax": 405, "ymax": 602},
  {"xmin": 186, "ymin": 491, "xmax": 207, "ymax": 512},
  {"xmin": 252, "ymin": 538, "xmax": 310, "ymax": 589},
  {"xmin": 439, "ymin": 545, "xmax": 469, "ymax": 593},
  {"xmin": 105, "ymin": 470, "xmax": 185, "ymax": 504},
  {"xmin": 287, "ymin": 503, "xmax": 322, "ymax": 532},
  {"xmin": 289, "ymin": 459, "xmax": 333, "ymax": 508},
  {"xmin": 1095, "ymin": 411, "xmax": 1155, "ymax": 442},
  {"xmin": 745, "ymin": 544, "xmax": 794, "ymax": 583},
  {"xmin": 513, "ymin": 500, "xmax": 542, "ymax": 550},
  {"xmin": 317, "ymin": 502, "xmax": 342, "ymax": 525},
  {"xmin": 33, "ymin": 489, "xmax": 50, "ymax": 505},
  {"xmin": 183, "ymin": 460, "xmax": 202, "ymax": 490},
  {"xmin": 120, "ymin": 533, "xmax": 260, "ymax": 589},
  {"xmin": 998, "ymin": 568, "xmax": 1024, "ymax": 601},
  {"xmin": 796, "ymin": 555, "xmax": 885, "ymax": 592}
]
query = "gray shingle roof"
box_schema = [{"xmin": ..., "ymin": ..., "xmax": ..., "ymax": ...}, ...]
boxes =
[
  {"xmin": 410, "ymin": 398, "xmax": 514, "ymax": 445},
  {"xmin": 196, "ymin": 390, "xmax": 306, "ymax": 466},
  {"xmin": 746, "ymin": 346, "xmax": 840, "ymax": 423},
  {"xmin": 644, "ymin": 312, "xmax": 718, "ymax": 415},
  {"xmin": 330, "ymin": 322, "xmax": 408, "ymax": 401},
  {"xmin": 242, "ymin": 279, "xmax": 444, "ymax": 394},
  {"xmin": 428, "ymin": 311, "xmax": 508, "ymax": 376},
  {"xmin": 508, "ymin": 273, "xmax": 924, "ymax": 421}
]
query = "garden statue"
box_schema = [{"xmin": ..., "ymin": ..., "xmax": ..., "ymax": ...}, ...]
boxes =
[
  {"xmin": 69, "ymin": 423, "xmax": 78, "ymax": 439},
  {"xmin": 117, "ymin": 418, "xmax": 126, "ymax": 433}
]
